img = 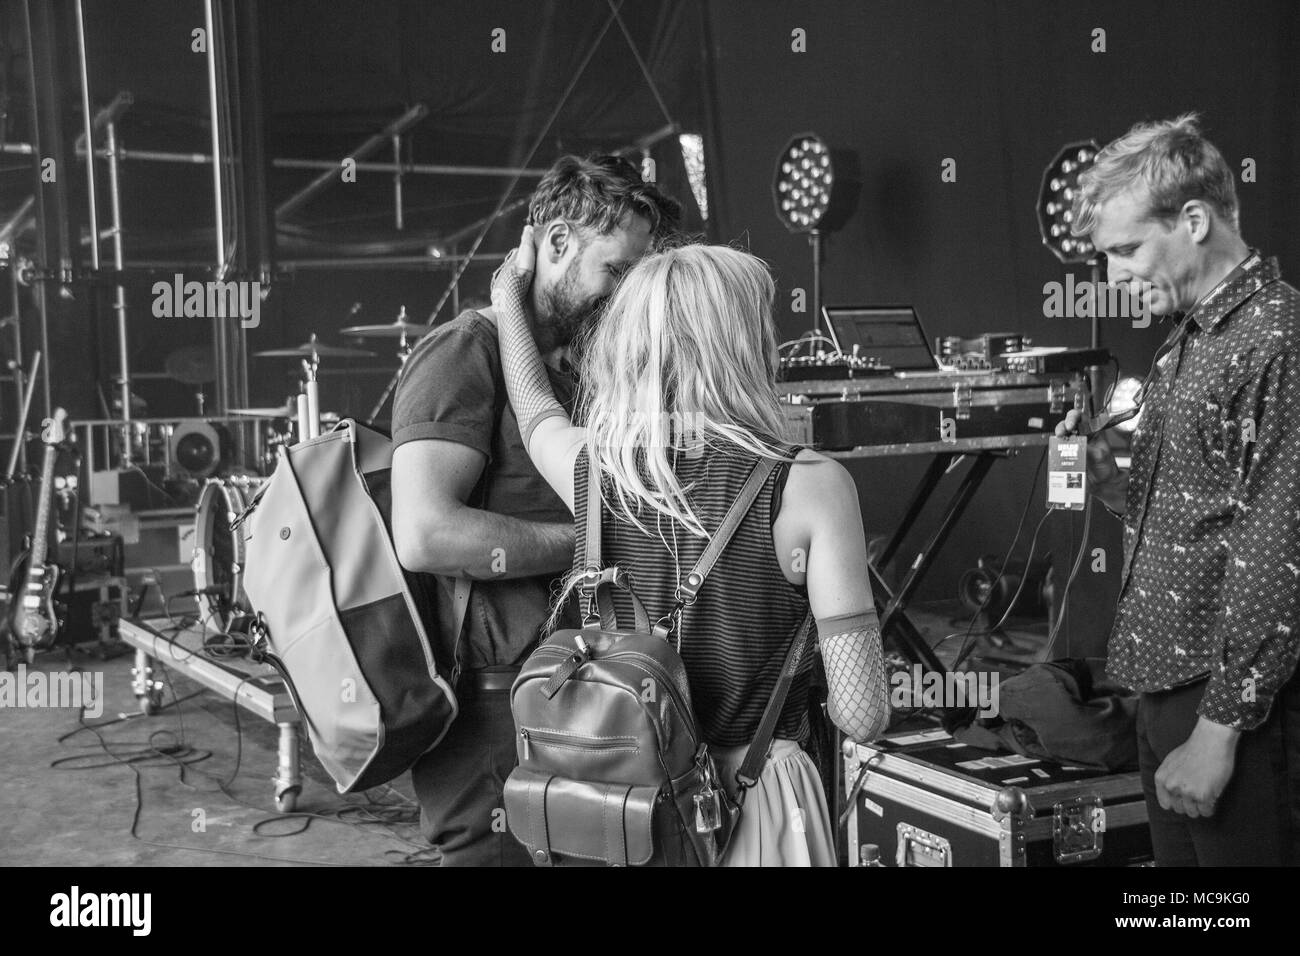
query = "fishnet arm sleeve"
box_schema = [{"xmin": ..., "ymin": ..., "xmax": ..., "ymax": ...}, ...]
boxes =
[
  {"xmin": 818, "ymin": 610, "xmax": 891, "ymax": 743},
  {"xmin": 490, "ymin": 257, "xmax": 570, "ymax": 448}
]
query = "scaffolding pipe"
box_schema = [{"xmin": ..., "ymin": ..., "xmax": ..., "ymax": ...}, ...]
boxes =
[
  {"xmin": 393, "ymin": 135, "xmax": 404, "ymax": 230},
  {"xmin": 3, "ymin": 141, "xmax": 550, "ymax": 178},
  {"xmin": 5, "ymin": 351, "xmax": 40, "ymax": 480},
  {"xmin": 105, "ymin": 120, "xmax": 133, "ymax": 464},
  {"xmin": 272, "ymin": 157, "xmax": 548, "ymax": 178},
  {"xmin": 0, "ymin": 196, "xmax": 36, "ymax": 244},
  {"xmin": 203, "ymin": 0, "xmax": 230, "ymax": 417},
  {"xmin": 278, "ymin": 252, "xmax": 508, "ymax": 270},
  {"xmin": 275, "ymin": 104, "xmax": 429, "ymax": 221},
  {"xmin": 73, "ymin": 0, "xmax": 100, "ymax": 272},
  {"xmin": 6, "ymin": 266, "xmax": 27, "ymax": 474}
]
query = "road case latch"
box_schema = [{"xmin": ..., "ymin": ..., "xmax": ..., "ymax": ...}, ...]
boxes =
[
  {"xmin": 953, "ymin": 382, "xmax": 973, "ymax": 420},
  {"xmin": 1053, "ymin": 795, "xmax": 1104, "ymax": 863}
]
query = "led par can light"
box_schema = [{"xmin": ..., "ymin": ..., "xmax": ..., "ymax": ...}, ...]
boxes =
[
  {"xmin": 772, "ymin": 133, "xmax": 861, "ymax": 234},
  {"xmin": 1037, "ymin": 139, "xmax": 1101, "ymax": 263}
]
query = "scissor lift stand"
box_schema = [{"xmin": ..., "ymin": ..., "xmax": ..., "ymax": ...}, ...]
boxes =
[{"xmin": 116, "ymin": 616, "xmax": 303, "ymax": 811}]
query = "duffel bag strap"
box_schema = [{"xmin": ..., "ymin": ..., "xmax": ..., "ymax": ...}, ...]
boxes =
[
  {"xmin": 734, "ymin": 610, "xmax": 815, "ymax": 804},
  {"xmin": 450, "ymin": 577, "xmax": 474, "ymax": 686}
]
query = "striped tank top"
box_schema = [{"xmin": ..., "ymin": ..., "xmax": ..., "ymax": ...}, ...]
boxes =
[{"xmin": 571, "ymin": 441, "xmax": 813, "ymax": 747}]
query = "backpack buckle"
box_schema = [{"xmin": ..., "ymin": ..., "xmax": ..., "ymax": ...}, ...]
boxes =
[
  {"xmin": 733, "ymin": 771, "xmax": 758, "ymax": 807},
  {"xmin": 673, "ymin": 571, "xmax": 704, "ymax": 606}
]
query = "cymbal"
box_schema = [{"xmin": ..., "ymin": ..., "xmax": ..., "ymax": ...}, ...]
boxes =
[
  {"xmin": 341, "ymin": 319, "xmax": 431, "ymax": 339},
  {"xmin": 254, "ymin": 334, "xmax": 375, "ymax": 359},
  {"xmin": 164, "ymin": 346, "xmax": 216, "ymax": 385}
]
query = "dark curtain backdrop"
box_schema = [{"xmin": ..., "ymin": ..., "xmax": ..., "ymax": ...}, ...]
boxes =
[
  {"xmin": 5, "ymin": 0, "xmax": 1297, "ymax": 654},
  {"xmin": 704, "ymin": 0, "xmax": 1300, "ymax": 652}
]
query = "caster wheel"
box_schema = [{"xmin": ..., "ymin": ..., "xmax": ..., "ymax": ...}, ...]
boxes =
[
  {"xmin": 275, "ymin": 787, "xmax": 300, "ymax": 812},
  {"xmin": 137, "ymin": 693, "xmax": 161, "ymax": 715}
]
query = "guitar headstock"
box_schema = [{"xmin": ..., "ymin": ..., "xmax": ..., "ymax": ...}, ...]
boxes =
[{"xmin": 39, "ymin": 408, "xmax": 68, "ymax": 446}]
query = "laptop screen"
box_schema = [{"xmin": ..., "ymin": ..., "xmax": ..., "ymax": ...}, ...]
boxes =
[{"xmin": 822, "ymin": 306, "xmax": 938, "ymax": 370}]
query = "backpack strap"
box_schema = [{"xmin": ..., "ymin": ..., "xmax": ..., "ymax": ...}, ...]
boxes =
[
  {"xmin": 580, "ymin": 449, "xmax": 619, "ymax": 631},
  {"xmin": 673, "ymin": 456, "xmax": 780, "ymax": 606},
  {"xmin": 734, "ymin": 610, "xmax": 814, "ymax": 804},
  {"xmin": 650, "ymin": 451, "xmax": 784, "ymax": 641}
]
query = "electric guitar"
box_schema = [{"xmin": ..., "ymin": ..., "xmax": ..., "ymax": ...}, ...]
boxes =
[{"xmin": 7, "ymin": 408, "xmax": 67, "ymax": 661}]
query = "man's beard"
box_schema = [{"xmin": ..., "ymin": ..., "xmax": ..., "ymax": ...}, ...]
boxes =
[{"xmin": 536, "ymin": 257, "xmax": 605, "ymax": 351}]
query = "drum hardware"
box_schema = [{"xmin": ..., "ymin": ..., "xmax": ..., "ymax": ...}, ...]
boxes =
[
  {"xmin": 191, "ymin": 475, "xmax": 266, "ymax": 632},
  {"xmin": 255, "ymin": 335, "xmax": 373, "ymax": 442},
  {"xmin": 226, "ymin": 400, "xmax": 335, "ymax": 457},
  {"xmin": 347, "ymin": 306, "xmax": 429, "ymax": 423},
  {"xmin": 253, "ymin": 335, "xmax": 377, "ymax": 360},
  {"xmin": 164, "ymin": 346, "xmax": 217, "ymax": 416},
  {"xmin": 341, "ymin": 305, "xmax": 431, "ymax": 346},
  {"xmin": 229, "ymin": 401, "xmax": 298, "ymax": 418}
]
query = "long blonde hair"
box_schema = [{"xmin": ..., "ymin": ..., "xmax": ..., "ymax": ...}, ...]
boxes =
[{"xmin": 578, "ymin": 244, "xmax": 791, "ymax": 541}]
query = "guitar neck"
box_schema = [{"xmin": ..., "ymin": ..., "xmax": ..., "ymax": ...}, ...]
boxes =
[{"xmin": 29, "ymin": 442, "xmax": 57, "ymax": 567}]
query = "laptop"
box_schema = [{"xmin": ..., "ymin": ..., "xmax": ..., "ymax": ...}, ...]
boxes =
[{"xmin": 821, "ymin": 305, "xmax": 940, "ymax": 372}]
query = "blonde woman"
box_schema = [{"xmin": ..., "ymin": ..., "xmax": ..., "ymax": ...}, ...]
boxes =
[{"xmin": 491, "ymin": 227, "xmax": 890, "ymax": 866}]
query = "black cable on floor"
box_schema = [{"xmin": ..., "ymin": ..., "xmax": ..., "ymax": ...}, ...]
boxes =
[{"xmin": 48, "ymin": 657, "xmax": 430, "ymax": 865}]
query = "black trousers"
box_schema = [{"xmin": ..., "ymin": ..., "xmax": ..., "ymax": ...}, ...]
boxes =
[
  {"xmin": 1137, "ymin": 671, "xmax": 1300, "ymax": 866},
  {"xmin": 408, "ymin": 674, "xmax": 532, "ymax": 867}
]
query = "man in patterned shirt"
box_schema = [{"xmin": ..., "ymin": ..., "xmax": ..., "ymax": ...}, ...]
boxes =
[{"xmin": 1057, "ymin": 114, "xmax": 1300, "ymax": 865}]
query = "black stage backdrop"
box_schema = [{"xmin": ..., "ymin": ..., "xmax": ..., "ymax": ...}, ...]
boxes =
[
  {"xmin": 703, "ymin": 0, "xmax": 1300, "ymax": 653},
  {"xmin": 4, "ymin": 0, "xmax": 1297, "ymax": 654}
]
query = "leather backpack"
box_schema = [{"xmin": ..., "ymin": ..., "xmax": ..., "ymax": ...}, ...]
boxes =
[{"xmin": 504, "ymin": 450, "xmax": 812, "ymax": 866}]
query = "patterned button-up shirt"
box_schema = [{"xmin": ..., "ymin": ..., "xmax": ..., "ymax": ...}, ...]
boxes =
[{"xmin": 1107, "ymin": 253, "xmax": 1300, "ymax": 730}]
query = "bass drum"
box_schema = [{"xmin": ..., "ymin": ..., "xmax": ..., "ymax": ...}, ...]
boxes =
[{"xmin": 191, "ymin": 475, "xmax": 265, "ymax": 631}]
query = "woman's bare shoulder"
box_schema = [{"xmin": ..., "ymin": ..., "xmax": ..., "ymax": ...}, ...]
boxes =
[{"xmin": 780, "ymin": 448, "xmax": 858, "ymax": 523}]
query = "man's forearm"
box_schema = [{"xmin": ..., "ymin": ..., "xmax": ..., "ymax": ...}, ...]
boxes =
[{"xmin": 405, "ymin": 506, "xmax": 575, "ymax": 579}]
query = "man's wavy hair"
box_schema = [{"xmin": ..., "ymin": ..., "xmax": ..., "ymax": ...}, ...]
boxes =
[
  {"xmin": 527, "ymin": 154, "xmax": 683, "ymax": 249},
  {"xmin": 1071, "ymin": 113, "xmax": 1240, "ymax": 237}
]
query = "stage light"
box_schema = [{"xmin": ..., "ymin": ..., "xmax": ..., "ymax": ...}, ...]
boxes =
[
  {"xmin": 771, "ymin": 133, "xmax": 859, "ymax": 235},
  {"xmin": 1037, "ymin": 140, "xmax": 1100, "ymax": 264}
]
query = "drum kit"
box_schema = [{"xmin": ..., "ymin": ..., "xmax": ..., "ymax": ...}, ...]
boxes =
[{"xmin": 192, "ymin": 306, "xmax": 432, "ymax": 628}]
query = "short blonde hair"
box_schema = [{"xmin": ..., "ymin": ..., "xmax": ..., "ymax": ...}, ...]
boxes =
[{"xmin": 1071, "ymin": 113, "xmax": 1239, "ymax": 236}]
